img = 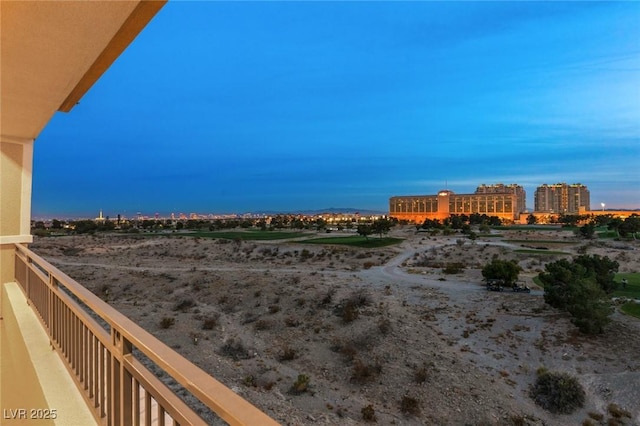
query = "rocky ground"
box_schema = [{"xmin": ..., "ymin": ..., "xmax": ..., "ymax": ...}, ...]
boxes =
[{"xmin": 29, "ymin": 226, "xmax": 640, "ymax": 425}]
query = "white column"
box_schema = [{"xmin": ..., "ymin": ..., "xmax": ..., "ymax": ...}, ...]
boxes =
[{"xmin": 1, "ymin": 135, "xmax": 34, "ymax": 285}]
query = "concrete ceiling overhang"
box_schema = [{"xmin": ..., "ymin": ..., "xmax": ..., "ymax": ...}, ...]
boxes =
[{"xmin": 1, "ymin": 0, "xmax": 166, "ymax": 143}]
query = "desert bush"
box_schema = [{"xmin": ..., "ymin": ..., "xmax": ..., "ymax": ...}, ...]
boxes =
[
  {"xmin": 254, "ymin": 319, "xmax": 273, "ymax": 331},
  {"xmin": 587, "ymin": 412, "xmax": 604, "ymax": 421},
  {"xmin": 351, "ymin": 358, "xmax": 382, "ymax": 383},
  {"xmin": 348, "ymin": 289, "xmax": 372, "ymax": 307},
  {"xmin": 220, "ymin": 338, "xmax": 250, "ymax": 360},
  {"xmin": 400, "ymin": 395, "xmax": 420, "ymax": 416},
  {"xmin": 201, "ymin": 314, "xmax": 219, "ymax": 330},
  {"xmin": 361, "ymin": 404, "xmax": 376, "ymax": 422},
  {"xmin": 299, "ymin": 249, "xmax": 313, "ymax": 261},
  {"xmin": 320, "ymin": 287, "xmax": 336, "ymax": 306},
  {"xmin": 291, "ymin": 374, "xmax": 310, "ymax": 394},
  {"xmin": 415, "ymin": 365, "xmax": 429, "ymax": 383},
  {"xmin": 341, "ymin": 300, "xmax": 359, "ymax": 323},
  {"xmin": 173, "ymin": 298, "xmax": 196, "ymax": 312},
  {"xmin": 284, "ymin": 316, "xmax": 301, "ymax": 327},
  {"xmin": 607, "ymin": 403, "xmax": 631, "ymax": 419},
  {"xmin": 243, "ymin": 375, "xmax": 257, "ymax": 387},
  {"xmin": 159, "ymin": 317, "xmax": 175, "ymax": 329},
  {"xmin": 530, "ymin": 370, "xmax": 585, "ymax": 414},
  {"xmin": 268, "ymin": 305, "xmax": 281, "ymax": 314},
  {"xmin": 443, "ymin": 262, "xmax": 464, "ymax": 274},
  {"xmin": 331, "ymin": 341, "xmax": 358, "ymax": 362},
  {"xmin": 279, "ymin": 345, "xmax": 297, "ymax": 361},
  {"xmin": 377, "ymin": 317, "xmax": 392, "ymax": 335}
]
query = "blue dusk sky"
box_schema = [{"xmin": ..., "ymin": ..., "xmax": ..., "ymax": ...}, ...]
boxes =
[{"xmin": 33, "ymin": 1, "xmax": 640, "ymax": 218}]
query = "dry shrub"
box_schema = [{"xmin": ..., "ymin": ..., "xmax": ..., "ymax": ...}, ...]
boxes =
[
  {"xmin": 348, "ymin": 289, "xmax": 372, "ymax": 307},
  {"xmin": 377, "ymin": 317, "xmax": 392, "ymax": 335},
  {"xmin": 220, "ymin": 338, "xmax": 250, "ymax": 360},
  {"xmin": 339, "ymin": 343, "xmax": 358, "ymax": 362},
  {"xmin": 320, "ymin": 288, "xmax": 336, "ymax": 306},
  {"xmin": 530, "ymin": 370, "xmax": 585, "ymax": 414},
  {"xmin": 342, "ymin": 300, "xmax": 359, "ymax": 323},
  {"xmin": 254, "ymin": 319, "xmax": 273, "ymax": 331},
  {"xmin": 415, "ymin": 365, "xmax": 428, "ymax": 384},
  {"xmin": 268, "ymin": 305, "xmax": 281, "ymax": 314},
  {"xmin": 351, "ymin": 358, "xmax": 382, "ymax": 383},
  {"xmin": 284, "ymin": 316, "xmax": 301, "ymax": 327},
  {"xmin": 201, "ymin": 313, "xmax": 219, "ymax": 330},
  {"xmin": 159, "ymin": 317, "xmax": 175, "ymax": 329},
  {"xmin": 587, "ymin": 412, "xmax": 604, "ymax": 421},
  {"xmin": 290, "ymin": 374, "xmax": 310, "ymax": 394},
  {"xmin": 279, "ymin": 345, "xmax": 297, "ymax": 361},
  {"xmin": 173, "ymin": 298, "xmax": 195, "ymax": 312},
  {"xmin": 442, "ymin": 262, "xmax": 464, "ymax": 274},
  {"xmin": 607, "ymin": 403, "xmax": 631, "ymax": 419},
  {"xmin": 361, "ymin": 404, "xmax": 376, "ymax": 422},
  {"xmin": 400, "ymin": 395, "xmax": 420, "ymax": 416}
]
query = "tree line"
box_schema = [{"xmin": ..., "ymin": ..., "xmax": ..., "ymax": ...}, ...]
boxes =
[{"xmin": 527, "ymin": 213, "xmax": 640, "ymax": 239}]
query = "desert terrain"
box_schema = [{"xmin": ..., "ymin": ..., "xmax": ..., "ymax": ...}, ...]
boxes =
[{"xmin": 29, "ymin": 226, "xmax": 640, "ymax": 425}]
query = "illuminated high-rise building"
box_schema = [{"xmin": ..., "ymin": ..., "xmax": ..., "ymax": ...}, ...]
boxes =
[{"xmin": 534, "ymin": 183, "xmax": 590, "ymax": 214}]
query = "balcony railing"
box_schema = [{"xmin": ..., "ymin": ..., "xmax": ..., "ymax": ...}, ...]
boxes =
[{"xmin": 13, "ymin": 243, "xmax": 279, "ymax": 426}]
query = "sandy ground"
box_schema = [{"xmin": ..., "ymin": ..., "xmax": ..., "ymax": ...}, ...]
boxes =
[{"xmin": 30, "ymin": 226, "xmax": 640, "ymax": 425}]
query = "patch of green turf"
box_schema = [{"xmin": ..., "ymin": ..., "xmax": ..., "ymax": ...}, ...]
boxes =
[
  {"xmin": 505, "ymin": 239, "xmax": 576, "ymax": 244},
  {"xmin": 196, "ymin": 231, "xmax": 311, "ymax": 240},
  {"xmin": 513, "ymin": 249, "xmax": 570, "ymax": 255},
  {"xmin": 477, "ymin": 234, "xmax": 503, "ymax": 238},
  {"xmin": 613, "ymin": 273, "xmax": 640, "ymax": 299},
  {"xmin": 493, "ymin": 225, "xmax": 563, "ymax": 231},
  {"xmin": 621, "ymin": 302, "xmax": 640, "ymax": 319},
  {"xmin": 596, "ymin": 231, "xmax": 618, "ymax": 239},
  {"xmin": 302, "ymin": 236, "xmax": 403, "ymax": 248},
  {"xmin": 135, "ymin": 230, "xmax": 311, "ymax": 240}
]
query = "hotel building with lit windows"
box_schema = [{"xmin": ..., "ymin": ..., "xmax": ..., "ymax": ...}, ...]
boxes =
[
  {"xmin": 534, "ymin": 183, "xmax": 590, "ymax": 215},
  {"xmin": 389, "ymin": 184, "xmax": 526, "ymax": 223}
]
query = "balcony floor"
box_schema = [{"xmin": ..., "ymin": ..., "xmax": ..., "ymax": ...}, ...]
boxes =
[{"xmin": 1, "ymin": 282, "xmax": 97, "ymax": 425}]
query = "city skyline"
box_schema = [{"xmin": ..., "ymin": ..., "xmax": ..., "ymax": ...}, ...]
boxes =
[
  {"xmin": 32, "ymin": 180, "xmax": 639, "ymax": 222},
  {"xmin": 31, "ymin": 2, "xmax": 640, "ymax": 217}
]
